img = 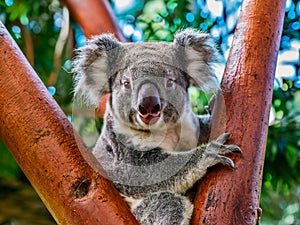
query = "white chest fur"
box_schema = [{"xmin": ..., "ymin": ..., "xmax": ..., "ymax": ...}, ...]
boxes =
[{"xmin": 112, "ymin": 109, "xmax": 199, "ymax": 152}]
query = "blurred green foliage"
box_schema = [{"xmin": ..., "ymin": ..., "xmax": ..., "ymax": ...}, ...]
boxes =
[
  {"xmin": 264, "ymin": 83, "xmax": 300, "ymax": 191},
  {"xmin": 0, "ymin": 0, "xmax": 300, "ymax": 224},
  {"xmin": 0, "ymin": 139, "xmax": 22, "ymax": 179}
]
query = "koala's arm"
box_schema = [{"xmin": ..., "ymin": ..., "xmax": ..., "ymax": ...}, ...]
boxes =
[{"xmin": 107, "ymin": 133, "xmax": 241, "ymax": 199}]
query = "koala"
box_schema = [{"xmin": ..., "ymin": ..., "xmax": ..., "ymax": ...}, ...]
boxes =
[{"xmin": 73, "ymin": 28, "xmax": 241, "ymax": 225}]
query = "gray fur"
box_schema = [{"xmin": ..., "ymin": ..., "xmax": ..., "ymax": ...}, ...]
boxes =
[
  {"xmin": 173, "ymin": 29, "xmax": 221, "ymax": 91},
  {"xmin": 133, "ymin": 192, "xmax": 193, "ymax": 225},
  {"xmin": 73, "ymin": 29, "xmax": 241, "ymax": 225},
  {"xmin": 72, "ymin": 34, "xmax": 121, "ymax": 106}
]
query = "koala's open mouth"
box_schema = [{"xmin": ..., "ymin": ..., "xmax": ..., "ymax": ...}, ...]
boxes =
[
  {"xmin": 138, "ymin": 111, "xmax": 161, "ymax": 125},
  {"xmin": 137, "ymin": 100, "xmax": 161, "ymax": 125}
]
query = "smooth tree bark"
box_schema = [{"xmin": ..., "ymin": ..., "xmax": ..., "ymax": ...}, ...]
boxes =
[
  {"xmin": 191, "ymin": 0, "xmax": 285, "ymax": 224},
  {"xmin": 61, "ymin": 0, "xmax": 126, "ymax": 41},
  {"xmin": 0, "ymin": 21, "xmax": 138, "ymax": 225}
]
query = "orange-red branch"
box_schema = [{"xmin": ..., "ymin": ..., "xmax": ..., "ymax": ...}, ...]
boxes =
[
  {"xmin": 192, "ymin": 0, "xmax": 285, "ymax": 224},
  {"xmin": 0, "ymin": 21, "xmax": 138, "ymax": 225},
  {"xmin": 61, "ymin": 0, "xmax": 126, "ymax": 41}
]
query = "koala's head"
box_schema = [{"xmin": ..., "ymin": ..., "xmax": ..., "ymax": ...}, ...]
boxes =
[{"xmin": 73, "ymin": 29, "xmax": 220, "ymax": 131}]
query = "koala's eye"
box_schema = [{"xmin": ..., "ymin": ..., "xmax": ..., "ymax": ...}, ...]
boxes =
[
  {"xmin": 123, "ymin": 80, "xmax": 130, "ymax": 89},
  {"xmin": 166, "ymin": 78, "xmax": 175, "ymax": 88}
]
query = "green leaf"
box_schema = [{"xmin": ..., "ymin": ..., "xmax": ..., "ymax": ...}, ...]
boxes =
[{"xmin": 285, "ymin": 144, "xmax": 297, "ymax": 168}]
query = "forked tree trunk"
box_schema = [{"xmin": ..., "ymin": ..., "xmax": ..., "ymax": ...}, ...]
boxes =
[{"xmin": 0, "ymin": 0, "xmax": 285, "ymax": 224}]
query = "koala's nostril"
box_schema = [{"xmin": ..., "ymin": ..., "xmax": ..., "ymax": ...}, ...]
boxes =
[
  {"xmin": 138, "ymin": 96, "xmax": 161, "ymax": 117},
  {"xmin": 138, "ymin": 104, "xmax": 148, "ymax": 116},
  {"xmin": 151, "ymin": 104, "xmax": 161, "ymax": 115}
]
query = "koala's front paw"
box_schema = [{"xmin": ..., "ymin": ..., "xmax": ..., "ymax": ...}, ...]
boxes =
[{"xmin": 205, "ymin": 133, "xmax": 242, "ymax": 168}]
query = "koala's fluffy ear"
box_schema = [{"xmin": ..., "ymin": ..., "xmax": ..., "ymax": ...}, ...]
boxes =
[
  {"xmin": 73, "ymin": 34, "xmax": 120, "ymax": 106},
  {"xmin": 173, "ymin": 28, "xmax": 221, "ymax": 92}
]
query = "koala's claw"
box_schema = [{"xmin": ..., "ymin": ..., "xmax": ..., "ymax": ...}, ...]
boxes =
[
  {"xmin": 226, "ymin": 144, "xmax": 242, "ymax": 154},
  {"xmin": 216, "ymin": 155, "xmax": 235, "ymax": 168},
  {"xmin": 211, "ymin": 133, "xmax": 242, "ymax": 154},
  {"xmin": 215, "ymin": 132, "xmax": 230, "ymax": 144},
  {"xmin": 205, "ymin": 133, "xmax": 242, "ymax": 168}
]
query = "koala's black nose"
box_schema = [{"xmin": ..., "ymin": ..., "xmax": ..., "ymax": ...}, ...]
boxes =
[
  {"xmin": 137, "ymin": 83, "xmax": 161, "ymax": 123},
  {"xmin": 138, "ymin": 96, "xmax": 161, "ymax": 116}
]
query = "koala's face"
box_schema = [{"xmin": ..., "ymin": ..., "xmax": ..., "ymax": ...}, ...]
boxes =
[
  {"xmin": 110, "ymin": 60, "xmax": 189, "ymax": 130},
  {"xmin": 73, "ymin": 29, "xmax": 220, "ymax": 130}
]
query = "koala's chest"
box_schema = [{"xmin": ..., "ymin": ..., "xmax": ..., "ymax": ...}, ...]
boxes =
[
  {"xmin": 166, "ymin": 114, "xmax": 200, "ymax": 152},
  {"xmin": 127, "ymin": 124, "xmax": 198, "ymax": 152},
  {"xmin": 160, "ymin": 127, "xmax": 198, "ymax": 152}
]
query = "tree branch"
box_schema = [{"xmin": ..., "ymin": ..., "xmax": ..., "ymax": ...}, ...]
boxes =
[
  {"xmin": 0, "ymin": 21, "xmax": 138, "ymax": 225},
  {"xmin": 191, "ymin": 0, "xmax": 285, "ymax": 224},
  {"xmin": 61, "ymin": 0, "xmax": 126, "ymax": 41},
  {"xmin": 47, "ymin": 7, "xmax": 70, "ymax": 87}
]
